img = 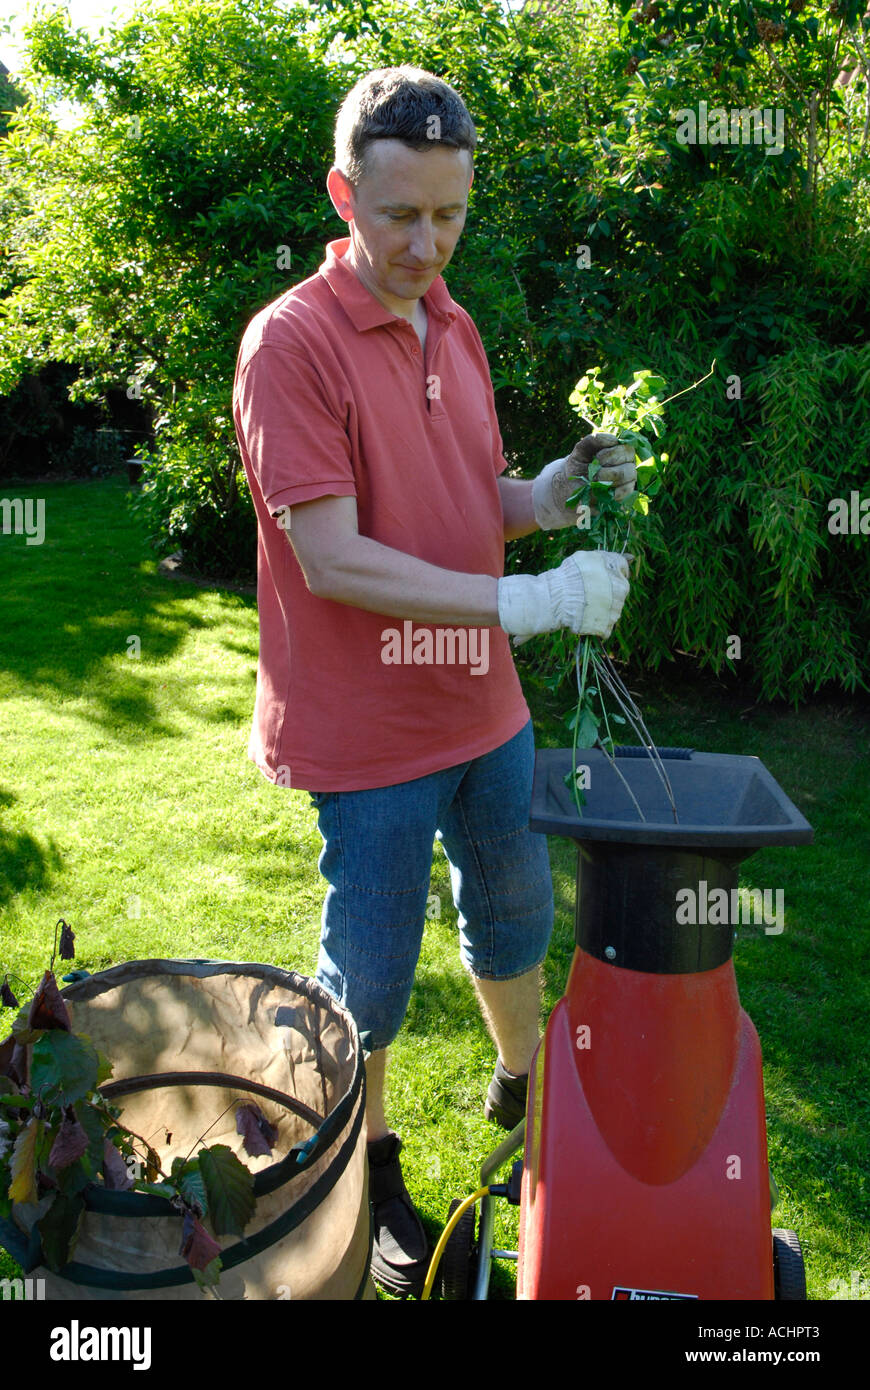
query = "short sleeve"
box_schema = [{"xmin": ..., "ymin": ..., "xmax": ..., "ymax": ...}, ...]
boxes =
[{"xmin": 233, "ymin": 343, "xmax": 357, "ymax": 517}]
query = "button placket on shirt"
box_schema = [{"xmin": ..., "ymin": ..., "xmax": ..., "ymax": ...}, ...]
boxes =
[{"xmin": 406, "ymin": 317, "xmax": 446, "ymax": 421}]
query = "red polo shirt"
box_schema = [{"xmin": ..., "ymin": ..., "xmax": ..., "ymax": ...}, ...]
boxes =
[{"xmin": 232, "ymin": 236, "xmax": 530, "ymax": 791}]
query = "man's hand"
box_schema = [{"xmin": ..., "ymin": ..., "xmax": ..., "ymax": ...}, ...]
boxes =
[
  {"xmin": 532, "ymin": 433, "xmax": 637, "ymax": 531},
  {"xmin": 497, "ymin": 549, "xmax": 631, "ymax": 646}
]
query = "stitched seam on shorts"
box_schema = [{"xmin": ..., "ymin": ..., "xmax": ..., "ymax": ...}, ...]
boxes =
[
  {"xmin": 485, "ymin": 896, "xmax": 554, "ymax": 925},
  {"xmin": 468, "ymin": 826, "xmax": 536, "ymax": 848},
  {"xmin": 345, "ymin": 938, "xmax": 422, "ymax": 963},
  {"xmin": 339, "ymin": 917, "xmax": 428, "ymax": 935},
  {"xmin": 344, "ymin": 880, "xmax": 428, "ymax": 897},
  {"xmin": 484, "ymin": 873, "xmax": 553, "ymax": 903},
  {"xmin": 344, "ymin": 968, "xmax": 417, "ymax": 991}
]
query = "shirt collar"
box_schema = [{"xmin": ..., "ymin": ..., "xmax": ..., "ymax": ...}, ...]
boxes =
[{"xmin": 318, "ymin": 237, "xmax": 457, "ymax": 333}]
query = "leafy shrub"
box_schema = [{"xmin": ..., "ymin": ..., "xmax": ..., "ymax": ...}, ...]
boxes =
[{"xmin": 1, "ymin": 0, "xmax": 868, "ymax": 696}]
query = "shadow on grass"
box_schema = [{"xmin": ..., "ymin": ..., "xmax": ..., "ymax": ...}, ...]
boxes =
[
  {"xmin": 1, "ymin": 478, "xmax": 257, "ymax": 739},
  {"xmin": 0, "ymin": 787, "xmax": 64, "ymax": 905}
]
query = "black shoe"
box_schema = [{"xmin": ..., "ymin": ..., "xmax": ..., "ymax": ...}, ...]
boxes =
[
  {"xmin": 484, "ymin": 1058, "xmax": 528, "ymax": 1130},
  {"xmin": 367, "ymin": 1132, "xmax": 432, "ymax": 1298}
]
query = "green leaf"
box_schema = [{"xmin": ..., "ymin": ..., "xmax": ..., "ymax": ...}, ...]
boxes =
[
  {"xmin": 575, "ymin": 709, "xmax": 600, "ymax": 748},
  {"xmin": 198, "ymin": 1144, "xmax": 255, "ymax": 1237},
  {"xmin": 37, "ymin": 1193, "xmax": 85, "ymax": 1273},
  {"xmin": 0, "ymin": 1092, "xmax": 35, "ymax": 1108},
  {"xmin": 95, "ymin": 1049, "xmax": 114, "ymax": 1086},
  {"xmin": 192, "ymin": 1254, "xmax": 223, "ymax": 1290},
  {"xmin": 56, "ymin": 1158, "xmax": 91, "ymax": 1197},
  {"xmin": 30, "ymin": 1031, "xmax": 99, "ymax": 1107},
  {"xmin": 180, "ymin": 1166, "xmax": 208, "ymax": 1214},
  {"xmin": 133, "ymin": 1180, "xmax": 175, "ymax": 1200},
  {"xmin": 74, "ymin": 1099, "xmax": 108, "ymax": 1164},
  {"xmin": 171, "ymin": 1157, "xmax": 208, "ymax": 1215}
]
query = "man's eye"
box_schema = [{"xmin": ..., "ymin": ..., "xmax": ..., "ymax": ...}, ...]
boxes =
[{"xmin": 386, "ymin": 213, "xmax": 460, "ymax": 222}]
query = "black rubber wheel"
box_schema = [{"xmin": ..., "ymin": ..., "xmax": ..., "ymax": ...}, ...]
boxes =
[
  {"xmin": 440, "ymin": 1197, "xmax": 478, "ymax": 1301},
  {"xmin": 773, "ymin": 1229, "xmax": 806, "ymax": 1300}
]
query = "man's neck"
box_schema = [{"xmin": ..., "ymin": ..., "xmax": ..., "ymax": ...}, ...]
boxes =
[
  {"xmin": 341, "ymin": 238, "xmax": 428, "ymax": 332},
  {"xmin": 414, "ymin": 299, "xmax": 428, "ymax": 352}
]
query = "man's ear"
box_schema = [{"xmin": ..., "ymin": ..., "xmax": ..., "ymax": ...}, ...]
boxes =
[{"xmin": 326, "ymin": 166, "xmax": 354, "ymax": 223}]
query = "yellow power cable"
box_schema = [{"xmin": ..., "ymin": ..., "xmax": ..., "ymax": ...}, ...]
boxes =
[{"xmin": 420, "ymin": 1184, "xmax": 492, "ymax": 1301}]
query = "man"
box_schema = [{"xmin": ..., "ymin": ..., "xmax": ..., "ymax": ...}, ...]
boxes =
[{"xmin": 232, "ymin": 66, "xmax": 634, "ymax": 1298}]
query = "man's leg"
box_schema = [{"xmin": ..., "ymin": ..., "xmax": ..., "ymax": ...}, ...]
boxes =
[
  {"xmin": 472, "ymin": 965, "xmax": 542, "ymax": 1077},
  {"xmin": 435, "ymin": 719, "xmax": 554, "ymax": 1125},
  {"xmin": 365, "ymin": 1046, "xmax": 390, "ymax": 1142},
  {"xmin": 307, "ymin": 774, "xmax": 466, "ymax": 1297}
]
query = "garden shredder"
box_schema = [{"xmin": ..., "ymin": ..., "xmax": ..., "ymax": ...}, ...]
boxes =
[{"xmin": 430, "ymin": 744, "xmax": 813, "ymax": 1302}]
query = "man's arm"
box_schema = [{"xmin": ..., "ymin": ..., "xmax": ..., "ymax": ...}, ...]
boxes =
[
  {"xmin": 497, "ymin": 476, "xmax": 539, "ymax": 541},
  {"xmin": 286, "ymin": 493, "xmax": 500, "ymax": 626}
]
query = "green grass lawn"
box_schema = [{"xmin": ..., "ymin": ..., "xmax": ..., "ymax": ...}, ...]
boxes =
[{"xmin": 1, "ymin": 475, "xmax": 868, "ymax": 1301}]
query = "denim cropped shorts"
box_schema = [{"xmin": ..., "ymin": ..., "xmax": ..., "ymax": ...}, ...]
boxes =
[{"xmin": 308, "ymin": 719, "xmax": 554, "ymax": 1055}]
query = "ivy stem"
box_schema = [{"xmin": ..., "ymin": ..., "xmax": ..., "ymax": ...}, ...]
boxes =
[
  {"xmin": 592, "ymin": 737, "xmax": 647, "ymax": 824},
  {"xmin": 93, "ymin": 1103, "xmax": 173, "ymax": 1184},
  {"xmin": 571, "ymin": 636, "xmax": 593, "ymax": 814},
  {"xmin": 629, "ymin": 359, "xmax": 717, "ymax": 433},
  {"xmin": 180, "ymin": 1097, "xmax": 249, "ymax": 1167},
  {"xmin": 1, "ymin": 971, "xmax": 33, "ymax": 995},
  {"xmin": 593, "ymin": 652, "xmax": 679, "ymax": 823},
  {"xmin": 592, "ymin": 651, "xmax": 619, "ymax": 756}
]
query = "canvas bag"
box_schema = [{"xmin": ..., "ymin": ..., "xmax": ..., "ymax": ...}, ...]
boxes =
[{"xmin": 6, "ymin": 959, "xmax": 374, "ymax": 1300}]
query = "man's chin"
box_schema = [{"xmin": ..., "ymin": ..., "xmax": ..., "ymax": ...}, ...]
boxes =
[{"xmin": 391, "ymin": 268, "xmax": 438, "ymax": 295}]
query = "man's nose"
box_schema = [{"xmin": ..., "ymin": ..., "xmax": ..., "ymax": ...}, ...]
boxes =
[{"xmin": 407, "ymin": 219, "xmax": 438, "ymax": 263}]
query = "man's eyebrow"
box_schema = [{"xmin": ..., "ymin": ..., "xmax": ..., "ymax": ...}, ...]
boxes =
[{"xmin": 379, "ymin": 201, "xmax": 466, "ymax": 212}]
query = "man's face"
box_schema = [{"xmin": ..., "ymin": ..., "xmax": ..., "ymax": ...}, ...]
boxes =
[{"xmin": 327, "ymin": 139, "xmax": 473, "ymax": 318}]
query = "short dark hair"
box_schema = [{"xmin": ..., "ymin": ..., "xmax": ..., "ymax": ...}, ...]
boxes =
[{"xmin": 334, "ymin": 66, "xmax": 477, "ymax": 187}]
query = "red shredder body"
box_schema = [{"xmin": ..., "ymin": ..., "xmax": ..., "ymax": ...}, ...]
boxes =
[{"xmin": 516, "ymin": 747, "xmax": 813, "ymax": 1302}]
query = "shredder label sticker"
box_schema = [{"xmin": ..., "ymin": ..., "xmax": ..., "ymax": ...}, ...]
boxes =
[{"xmin": 612, "ymin": 1287, "xmax": 698, "ymax": 1300}]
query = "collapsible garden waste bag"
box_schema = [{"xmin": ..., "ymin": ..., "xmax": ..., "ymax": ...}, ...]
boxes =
[{"xmin": 3, "ymin": 959, "xmax": 375, "ymax": 1300}]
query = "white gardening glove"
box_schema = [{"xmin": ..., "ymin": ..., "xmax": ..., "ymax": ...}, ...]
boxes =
[
  {"xmin": 532, "ymin": 433, "xmax": 637, "ymax": 530},
  {"xmin": 497, "ymin": 550, "xmax": 631, "ymax": 647}
]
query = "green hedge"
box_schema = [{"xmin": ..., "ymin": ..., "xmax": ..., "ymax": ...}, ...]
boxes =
[{"xmin": 0, "ymin": 0, "xmax": 868, "ymax": 695}]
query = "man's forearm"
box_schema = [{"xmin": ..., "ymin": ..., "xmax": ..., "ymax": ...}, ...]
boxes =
[
  {"xmin": 498, "ymin": 476, "xmax": 539, "ymax": 541},
  {"xmin": 307, "ymin": 532, "xmax": 501, "ymax": 626}
]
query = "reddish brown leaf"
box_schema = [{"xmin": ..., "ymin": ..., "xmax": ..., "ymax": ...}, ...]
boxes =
[
  {"xmin": 180, "ymin": 1210, "xmax": 222, "ymax": 1271},
  {"xmin": 48, "ymin": 1112, "xmax": 89, "ymax": 1171},
  {"xmin": 0, "ymin": 1040, "xmax": 28, "ymax": 1088},
  {"xmin": 1, "ymin": 976, "xmax": 20, "ymax": 1009},
  {"xmin": 236, "ymin": 1101, "xmax": 278, "ymax": 1158},
  {"xmin": 27, "ymin": 972, "xmax": 71, "ymax": 1033},
  {"xmin": 58, "ymin": 921, "xmax": 76, "ymax": 961},
  {"xmin": 102, "ymin": 1140, "xmax": 133, "ymax": 1190},
  {"xmin": 11, "ymin": 1042, "xmax": 28, "ymax": 1087}
]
